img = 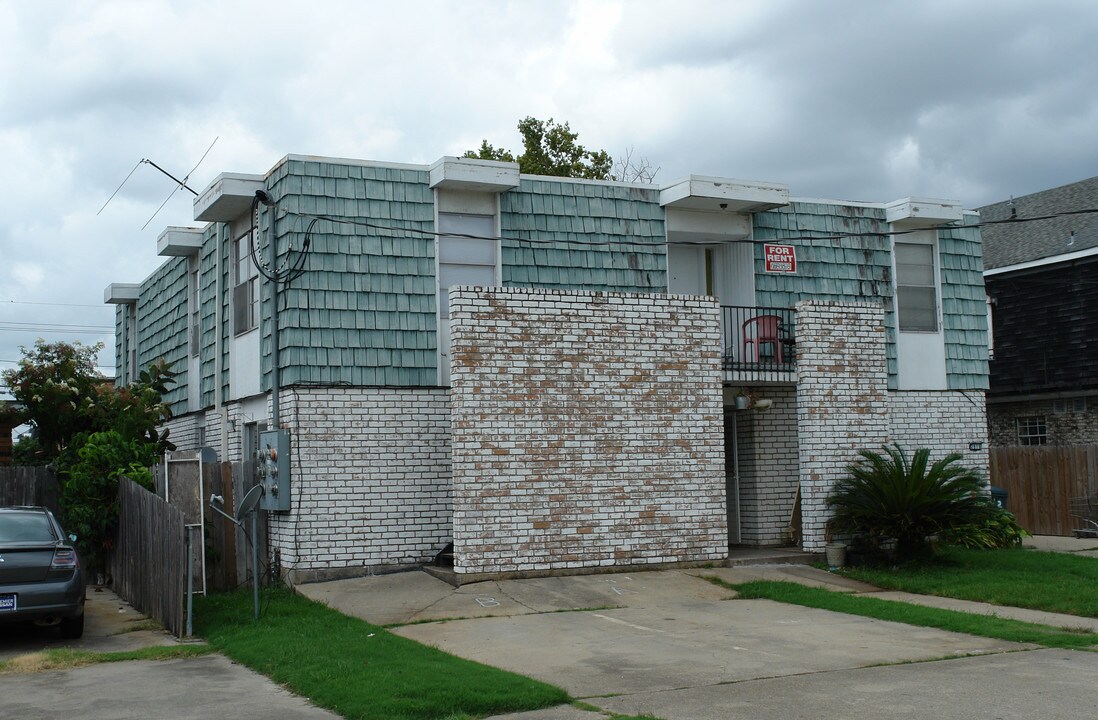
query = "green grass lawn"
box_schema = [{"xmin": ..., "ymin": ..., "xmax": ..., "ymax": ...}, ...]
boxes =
[
  {"xmin": 839, "ymin": 547, "xmax": 1098, "ymax": 617},
  {"xmin": 194, "ymin": 588, "xmax": 569, "ymax": 720},
  {"xmin": 711, "ymin": 578, "xmax": 1098, "ymax": 649}
]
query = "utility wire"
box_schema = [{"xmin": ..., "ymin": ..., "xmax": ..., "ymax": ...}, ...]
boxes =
[{"xmin": 1, "ymin": 300, "xmax": 110, "ymax": 309}]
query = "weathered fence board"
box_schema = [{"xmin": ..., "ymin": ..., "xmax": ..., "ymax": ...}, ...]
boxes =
[
  {"xmin": 110, "ymin": 479, "xmax": 185, "ymax": 638},
  {"xmin": 0, "ymin": 466, "xmax": 59, "ymax": 512},
  {"xmin": 989, "ymin": 445, "xmax": 1098, "ymax": 536}
]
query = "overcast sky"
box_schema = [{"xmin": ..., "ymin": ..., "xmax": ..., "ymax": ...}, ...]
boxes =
[{"xmin": 2, "ymin": 0, "xmax": 1097, "ymax": 397}]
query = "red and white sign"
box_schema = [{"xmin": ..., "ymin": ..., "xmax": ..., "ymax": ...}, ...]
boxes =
[{"xmin": 764, "ymin": 244, "xmax": 797, "ymax": 273}]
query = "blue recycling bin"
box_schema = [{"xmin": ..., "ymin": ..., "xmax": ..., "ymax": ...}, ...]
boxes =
[{"xmin": 990, "ymin": 486, "xmax": 1008, "ymax": 509}]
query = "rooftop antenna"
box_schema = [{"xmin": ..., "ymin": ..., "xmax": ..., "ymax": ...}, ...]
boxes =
[{"xmin": 97, "ymin": 136, "xmax": 219, "ymax": 229}]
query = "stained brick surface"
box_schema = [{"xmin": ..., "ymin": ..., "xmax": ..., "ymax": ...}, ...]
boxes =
[
  {"xmin": 795, "ymin": 301, "xmax": 890, "ymax": 550},
  {"xmin": 449, "ymin": 287, "xmax": 727, "ymax": 574}
]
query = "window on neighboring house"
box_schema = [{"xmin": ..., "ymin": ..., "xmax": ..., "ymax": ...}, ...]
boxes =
[
  {"xmin": 189, "ymin": 261, "xmax": 201, "ymax": 357},
  {"xmin": 437, "ymin": 213, "xmax": 498, "ymax": 318},
  {"xmin": 233, "ymin": 230, "xmax": 259, "ymax": 336},
  {"xmin": 1017, "ymin": 416, "xmax": 1048, "ymax": 446},
  {"xmin": 895, "ymin": 241, "xmax": 938, "ymax": 332}
]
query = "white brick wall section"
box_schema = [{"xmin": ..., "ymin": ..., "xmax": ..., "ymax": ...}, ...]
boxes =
[
  {"xmin": 734, "ymin": 385, "xmax": 799, "ymax": 546},
  {"xmin": 795, "ymin": 301, "xmax": 890, "ymax": 551},
  {"xmin": 268, "ymin": 387, "xmax": 453, "ymax": 576},
  {"xmin": 449, "ymin": 286, "xmax": 727, "ymax": 575},
  {"xmin": 888, "ymin": 391, "xmax": 990, "ymax": 485}
]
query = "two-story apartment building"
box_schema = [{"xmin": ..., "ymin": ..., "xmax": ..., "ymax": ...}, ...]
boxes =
[{"xmin": 106, "ymin": 154, "xmax": 989, "ymax": 583}]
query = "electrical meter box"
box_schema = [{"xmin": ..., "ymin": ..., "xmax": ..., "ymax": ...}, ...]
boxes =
[{"xmin": 257, "ymin": 429, "xmax": 291, "ymax": 511}]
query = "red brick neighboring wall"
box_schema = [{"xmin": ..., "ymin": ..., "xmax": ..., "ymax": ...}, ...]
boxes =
[{"xmin": 449, "ymin": 287, "xmax": 727, "ymax": 575}]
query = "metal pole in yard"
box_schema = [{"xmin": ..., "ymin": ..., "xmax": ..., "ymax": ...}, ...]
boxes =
[
  {"xmin": 185, "ymin": 525, "xmax": 195, "ymax": 637},
  {"xmin": 251, "ymin": 514, "xmax": 260, "ymax": 620}
]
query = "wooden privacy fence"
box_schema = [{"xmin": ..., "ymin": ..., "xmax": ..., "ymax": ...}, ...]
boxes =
[
  {"xmin": 0, "ymin": 466, "xmax": 59, "ymax": 513},
  {"xmin": 110, "ymin": 478, "xmax": 186, "ymax": 638},
  {"xmin": 989, "ymin": 445, "xmax": 1098, "ymax": 536}
]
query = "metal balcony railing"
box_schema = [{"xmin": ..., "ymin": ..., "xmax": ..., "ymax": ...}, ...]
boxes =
[{"xmin": 720, "ymin": 305, "xmax": 796, "ymax": 378}]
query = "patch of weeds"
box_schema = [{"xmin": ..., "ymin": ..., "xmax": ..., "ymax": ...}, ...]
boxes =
[
  {"xmin": 0, "ymin": 645, "xmax": 213, "ymax": 674},
  {"xmin": 195, "ymin": 587, "xmax": 570, "ymax": 720},
  {"xmin": 713, "ymin": 577, "xmax": 1098, "ymax": 650}
]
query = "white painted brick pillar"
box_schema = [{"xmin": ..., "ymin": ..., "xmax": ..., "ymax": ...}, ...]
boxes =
[{"xmin": 794, "ymin": 301, "xmax": 890, "ymax": 551}]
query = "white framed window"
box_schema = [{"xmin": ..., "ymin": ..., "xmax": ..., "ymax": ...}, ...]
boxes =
[
  {"xmin": 1017, "ymin": 416, "xmax": 1048, "ymax": 446},
  {"xmin": 233, "ymin": 230, "xmax": 259, "ymax": 336},
  {"xmin": 125, "ymin": 304, "xmax": 138, "ymax": 382},
  {"xmin": 437, "ymin": 213, "xmax": 499, "ymax": 318},
  {"xmin": 188, "ymin": 259, "xmax": 201, "ymax": 357},
  {"xmin": 896, "ymin": 241, "xmax": 938, "ymax": 332}
]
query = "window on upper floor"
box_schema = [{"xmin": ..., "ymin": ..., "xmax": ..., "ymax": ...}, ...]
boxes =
[
  {"xmin": 895, "ymin": 241, "xmax": 938, "ymax": 332},
  {"xmin": 1016, "ymin": 416, "xmax": 1047, "ymax": 446},
  {"xmin": 437, "ymin": 213, "xmax": 498, "ymax": 318},
  {"xmin": 189, "ymin": 259, "xmax": 201, "ymax": 357},
  {"xmin": 233, "ymin": 230, "xmax": 259, "ymax": 336},
  {"xmin": 126, "ymin": 304, "xmax": 137, "ymax": 383}
]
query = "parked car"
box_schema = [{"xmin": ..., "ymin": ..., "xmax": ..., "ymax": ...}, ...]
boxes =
[{"xmin": 0, "ymin": 506, "xmax": 86, "ymax": 638}]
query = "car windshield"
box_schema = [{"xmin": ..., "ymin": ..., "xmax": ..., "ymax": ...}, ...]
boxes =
[{"xmin": 0, "ymin": 513, "xmax": 58, "ymax": 544}]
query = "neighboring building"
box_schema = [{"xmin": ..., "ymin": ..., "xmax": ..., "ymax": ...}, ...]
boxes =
[
  {"xmin": 980, "ymin": 177, "xmax": 1098, "ymax": 447},
  {"xmin": 107, "ymin": 154, "xmax": 989, "ymax": 582},
  {"xmin": 0, "ymin": 401, "xmax": 15, "ymax": 467}
]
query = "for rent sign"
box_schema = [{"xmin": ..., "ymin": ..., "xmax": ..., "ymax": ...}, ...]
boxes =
[{"xmin": 764, "ymin": 244, "xmax": 797, "ymax": 273}]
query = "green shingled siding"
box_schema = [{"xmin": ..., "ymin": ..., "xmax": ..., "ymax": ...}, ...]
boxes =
[
  {"xmin": 136, "ymin": 257, "xmax": 189, "ymax": 413},
  {"xmin": 753, "ymin": 202, "xmax": 899, "ymax": 380},
  {"xmin": 266, "ymin": 160, "xmax": 437, "ymax": 387},
  {"xmin": 501, "ymin": 180, "xmax": 666, "ymax": 292},
  {"xmin": 197, "ymin": 224, "xmax": 223, "ymax": 407},
  {"xmin": 939, "ymin": 218, "xmax": 989, "ymax": 390},
  {"xmin": 114, "ymin": 304, "xmax": 124, "ymax": 381},
  {"xmin": 753, "ymin": 202, "xmax": 988, "ymax": 390}
]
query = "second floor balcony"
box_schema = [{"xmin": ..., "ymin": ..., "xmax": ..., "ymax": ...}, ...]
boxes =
[{"xmin": 720, "ymin": 305, "xmax": 796, "ymax": 384}]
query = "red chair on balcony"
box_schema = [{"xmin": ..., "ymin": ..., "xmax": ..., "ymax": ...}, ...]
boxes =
[{"xmin": 742, "ymin": 314, "xmax": 784, "ymax": 363}]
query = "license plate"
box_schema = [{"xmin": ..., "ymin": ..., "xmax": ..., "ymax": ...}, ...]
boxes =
[{"xmin": 0, "ymin": 594, "xmax": 15, "ymax": 613}]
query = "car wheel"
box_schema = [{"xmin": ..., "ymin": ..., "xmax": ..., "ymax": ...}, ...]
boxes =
[{"xmin": 59, "ymin": 612, "xmax": 85, "ymax": 639}]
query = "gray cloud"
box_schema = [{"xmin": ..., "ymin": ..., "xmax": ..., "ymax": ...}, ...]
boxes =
[{"xmin": 3, "ymin": 0, "xmax": 1097, "ymax": 395}]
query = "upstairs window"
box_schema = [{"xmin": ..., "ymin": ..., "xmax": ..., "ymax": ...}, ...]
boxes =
[
  {"xmin": 233, "ymin": 230, "xmax": 259, "ymax": 335},
  {"xmin": 896, "ymin": 241, "xmax": 938, "ymax": 332},
  {"xmin": 1016, "ymin": 416, "xmax": 1047, "ymax": 446},
  {"xmin": 437, "ymin": 213, "xmax": 498, "ymax": 318},
  {"xmin": 189, "ymin": 261, "xmax": 201, "ymax": 357},
  {"xmin": 125, "ymin": 304, "xmax": 138, "ymax": 383}
]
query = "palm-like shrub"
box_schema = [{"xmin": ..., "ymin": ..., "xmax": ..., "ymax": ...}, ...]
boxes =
[{"xmin": 827, "ymin": 444, "xmax": 996, "ymax": 562}]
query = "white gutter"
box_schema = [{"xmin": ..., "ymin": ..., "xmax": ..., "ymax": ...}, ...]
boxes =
[{"xmin": 985, "ymin": 245, "xmax": 1098, "ymax": 276}]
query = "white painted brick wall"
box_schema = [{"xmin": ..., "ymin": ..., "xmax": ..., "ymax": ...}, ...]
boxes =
[
  {"xmin": 734, "ymin": 385, "xmax": 799, "ymax": 546},
  {"xmin": 449, "ymin": 287, "xmax": 727, "ymax": 574},
  {"xmin": 889, "ymin": 391, "xmax": 990, "ymax": 481},
  {"xmin": 267, "ymin": 387, "xmax": 452, "ymax": 578},
  {"xmin": 795, "ymin": 301, "xmax": 891, "ymax": 550}
]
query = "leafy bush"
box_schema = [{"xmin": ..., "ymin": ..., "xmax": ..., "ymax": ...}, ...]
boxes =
[
  {"xmin": 827, "ymin": 444, "xmax": 996, "ymax": 562},
  {"xmin": 939, "ymin": 506, "xmax": 1028, "ymax": 550},
  {"xmin": 60, "ymin": 430, "xmax": 158, "ymax": 574}
]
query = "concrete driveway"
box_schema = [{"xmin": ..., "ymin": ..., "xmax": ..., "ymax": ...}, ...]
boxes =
[
  {"xmin": 0, "ymin": 587, "xmax": 340, "ymax": 720},
  {"xmin": 0, "ymin": 585, "xmax": 176, "ymax": 662},
  {"xmin": 299, "ymin": 566, "xmax": 1098, "ymax": 719}
]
